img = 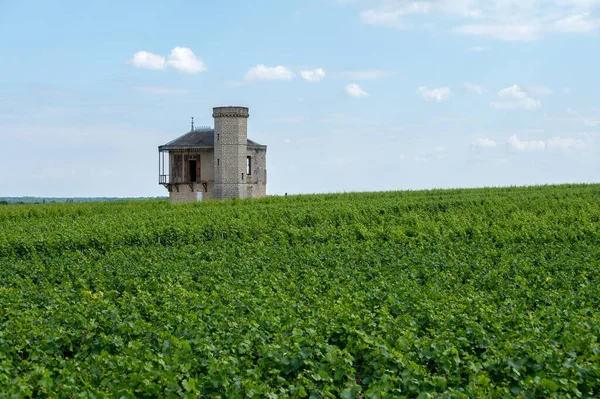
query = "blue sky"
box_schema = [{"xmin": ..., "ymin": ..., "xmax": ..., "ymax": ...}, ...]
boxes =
[{"xmin": 0, "ymin": 0, "xmax": 598, "ymax": 197}]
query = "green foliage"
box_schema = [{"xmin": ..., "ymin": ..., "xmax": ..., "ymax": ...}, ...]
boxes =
[{"xmin": 1, "ymin": 184, "xmax": 599, "ymax": 397}]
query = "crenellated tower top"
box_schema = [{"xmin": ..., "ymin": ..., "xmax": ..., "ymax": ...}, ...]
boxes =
[{"xmin": 212, "ymin": 106, "xmax": 249, "ymax": 118}]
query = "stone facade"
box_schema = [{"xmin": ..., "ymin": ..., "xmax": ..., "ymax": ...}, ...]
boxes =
[
  {"xmin": 247, "ymin": 147, "xmax": 267, "ymax": 198},
  {"xmin": 168, "ymin": 183, "xmax": 211, "ymax": 203},
  {"xmin": 214, "ymin": 107, "xmax": 249, "ymax": 200},
  {"xmin": 159, "ymin": 106, "xmax": 267, "ymax": 203}
]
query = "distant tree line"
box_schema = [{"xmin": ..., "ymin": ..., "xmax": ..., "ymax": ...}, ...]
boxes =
[{"xmin": 0, "ymin": 197, "xmax": 167, "ymax": 205}]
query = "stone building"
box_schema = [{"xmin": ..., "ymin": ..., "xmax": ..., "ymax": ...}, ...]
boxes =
[{"xmin": 158, "ymin": 106, "xmax": 267, "ymax": 203}]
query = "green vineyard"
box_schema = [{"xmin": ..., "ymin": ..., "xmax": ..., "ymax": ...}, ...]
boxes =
[{"xmin": 1, "ymin": 184, "xmax": 599, "ymax": 398}]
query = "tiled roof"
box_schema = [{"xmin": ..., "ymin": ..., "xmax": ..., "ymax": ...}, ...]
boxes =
[{"xmin": 159, "ymin": 129, "xmax": 266, "ymax": 151}]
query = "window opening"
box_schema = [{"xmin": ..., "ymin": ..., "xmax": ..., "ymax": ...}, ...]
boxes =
[
  {"xmin": 197, "ymin": 154, "xmax": 201, "ymax": 182},
  {"xmin": 189, "ymin": 160, "xmax": 196, "ymax": 182},
  {"xmin": 246, "ymin": 156, "xmax": 252, "ymax": 175},
  {"xmin": 172, "ymin": 154, "xmax": 183, "ymax": 183}
]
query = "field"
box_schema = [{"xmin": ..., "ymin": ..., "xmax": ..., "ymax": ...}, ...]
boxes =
[{"xmin": 1, "ymin": 184, "xmax": 599, "ymax": 398}]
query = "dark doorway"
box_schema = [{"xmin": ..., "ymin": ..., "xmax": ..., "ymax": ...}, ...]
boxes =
[{"xmin": 189, "ymin": 160, "xmax": 196, "ymax": 182}]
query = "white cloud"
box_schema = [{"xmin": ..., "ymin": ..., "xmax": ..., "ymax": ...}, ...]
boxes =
[
  {"xmin": 554, "ymin": 13, "xmax": 600, "ymax": 32},
  {"xmin": 546, "ymin": 108, "xmax": 600, "ymax": 129},
  {"xmin": 359, "ymin": 0, "xmax": 478, "ymax": 30},
  {"xmin": 339, "ymin": 69, "xmax": 395, "ymax": 80},
  {"xmin": 506, "ymin": 134, "xmax": 592, "ymax": 152},
  {"xmin": 416, "ymin": 86, "xmax": 452, "ymax": 102},
  {"xmin": 467, "ymin": 46, "xmax": 489, "ymax": 52},
  {"xmin": 507, "ymin": 135, "xmax": 546, "ymax": 151},
  {"xmin": 300, "ymin": 68, "xmax": 326, "ymax": 82},
  {"xmin": 547, "ymin": 136, "xmax": 592, "ymax": 150},
  {"xmin": 345, "ymin": 83, "xmax": 370, "ymax": 97},
  {"xmin": 565, "ymin": 108, "xmax": 599, "ymax": 126},
  {"xmin": 135, "ymin": 86, "xmax": 190, "ymax": 95},
  {"xmin": 562, "ymin": 0, "xmax": 600, "ymax": 7},
  {"xmin": 129, "ymin": 51, "xmax": 166, "ymax": 70},
  {"xmin": 560, "ymin": 0, "xmax": 600, "ymax": 6},
  {"xmin": 360, "ymin": 10, "xmax": 405, "ymax": 28},
  {"xmin": 245, "ymin": 65, "xmax": 295, "ymax": 81},
  {"xmin": 453, "ymin": 24, "xmax": 542, "ymax": 41},
  {"xmin": 463, "ymin": 83, "xmax": 486, "ymax": 95},
  {"xmin": 166, "ymin": 47, "xmax": 207, "ymax": 73},
  {"xmin": 491, "ymin": 85, "xmax": 541, "ymax": 110},
  {"xmin": 523, "ymin": 85, "xmax": 553, "ymax": 96},
  {"xmin": 348, "ymin": 0, "xmax": 600, "ymax": 40},
  {"xmin": 471, "ymin": 138, "xmax": 497, "ymax": 148},
  {"xmin": 128, "ymin": 47, "xmax": 206, "ymax": 73}
]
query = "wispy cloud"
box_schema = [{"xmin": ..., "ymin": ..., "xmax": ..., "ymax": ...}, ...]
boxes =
[
  {"xmin": 128, "ymin": 47, "xmax": 207, "ymax": 73},
  {"xmin": 358, "ymin": 1, "xmax": 468, "ymax": 29},
  {"xmin": 507, "ymin": 135, "xmax": 546, "ymax": 151},
  {"xmin": 300, "ymin": 68, "xmax": 326, "ymax": 82},
  {"xmin": 554, "ymin": 13, "xmax": 600, "ymax": 33},
  {"xmin": 453, "ymin": 24, "xmax": 542, "ymax": 42},
  {"xmin": 360, "ymin": 9, "xmax": 407, "ymax": 29},
  {"xmin": 346, "ymin": 0, "xmax": 600, "ymax": 41},
  {"xmin": 522, "ymin": 85, "xmax": 553, "ymax": 96},
  {"xmin": 491, "ymin": 85, "xmax": 542, "ymax": 110},
  {"xmin": 345, "ymin": 83, "xmax": 370, "ymax": 97},
  {"xmin": 338, "ymin": 69, "xmax": 395, "ymax": 80},
  {"xmin": 416, "ymin": 86, "xmax": 452, "ymax": 102},
  {"xmin": 565, "ymin": 108, "xmax": 600, "ymax": 127},
  {"xmin": 547, "ymin": 136, "xmax": 592, "ymax": 150},
  {"xmin": 245, "ymin": 65, "xmax": 295, "ymax": 81},
  {"xmin": 463, "ymin": 83, "xmax": 486, "ymax": 95},
  {"xmin": 471, "ymin": 138, "xmax": 497, "ymax": 149},
  {"xmin": 508, "ymin": 134, "xmax": 592, "ymax": 151},
  {"xmin": 467, "ymin": 46, "xmax": 489, "ymax": 52}
]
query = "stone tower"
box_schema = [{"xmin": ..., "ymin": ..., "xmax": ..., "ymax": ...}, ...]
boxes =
[
  {"xmin": 213, "ymin": 106, "xmax": 250, "ymax": 199},
  {"xmin": 158, "ymin": 105, "xmax": 266, "ymax": 203}
]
